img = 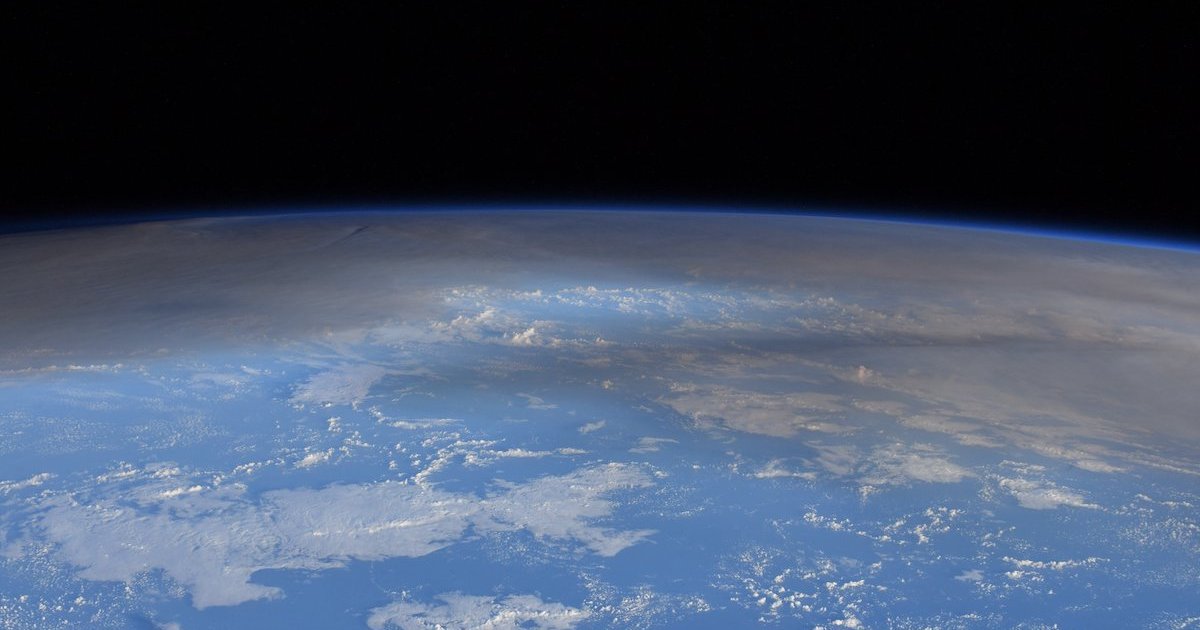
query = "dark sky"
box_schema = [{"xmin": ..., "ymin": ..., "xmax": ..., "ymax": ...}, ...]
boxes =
[{"xmin": 5, "ymin": 5, "xmax": 1197, "ymax": 239}]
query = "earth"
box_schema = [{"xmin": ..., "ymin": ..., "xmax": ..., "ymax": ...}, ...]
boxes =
[{"xmin": 1, "ymin": 211, "xmax": 1198, "ymax": 629}]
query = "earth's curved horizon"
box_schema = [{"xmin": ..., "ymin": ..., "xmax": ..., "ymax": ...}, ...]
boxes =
[
  {"xmin": 7, "ymin": 207, "xmax": 1199, "ymax": 254},
  {"xmin": 2, "ymin": 210, "xmax": 1198, "ymax": 628}
]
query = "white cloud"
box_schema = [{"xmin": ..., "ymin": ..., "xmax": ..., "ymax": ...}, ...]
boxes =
[
  {"xmin": 1072, "ymin": 459, "xmax": 1125, "ymax": 474},
  {"xmin": 0, "ymin": 472, "xmax": 53, "ymax": 495},
  {"xmin": 831, "ymin": 610, "xmax": 864, "ymax": 628},
  {"xmin": 629, "ymin": 437, "xmax": 678, "ymax": 454},
  {"xmin": 859, "ymin": 444, "xmax": 972, "ymax": 486},
  {"xmin": 476, "ymin": 463, "xmax": 656, "ymax": 557},
  {"xmin": 290, "ymin": 364, "xmax": 391, "ymax": 407},
  {"xmin": 464, "ymin": 446, "xmax": 584, "ymax": 467},
  {"xmin": 953, "ymin": 433, "xmax": 1005, "ymax": 448},
  {"xmin": 412, "ymin": 302, "xmax": 604, "ymax": 349},
  {"xmin": 579, "ymin": 420, "xmax": 606, "ymax": 434},
  {"xmin": 34, "ymin": 463, "xmax": 654, "ymax": 608},
  {"xmin": 505, "ymin": 325, "xmax": 543, "ymax": 346},
  {"xmin": 367, "ymin": 592, "xmax": 589, "ymax": 630},
  {"xmin": 491, "ymin": 448, "xmax": 552, "ymax": 458},
  {"xmin": 997, "ymin": 476, "xmax": 1099, "ymax": 510},
  {"xmin": 158, "ymin": 485, "xmax": 203, "ymax": 499},
  {"xmin": 295, "ymin": 449, "xmax": 334, "ymax": 469},
  {"xmin": 458, "ymin": 285, "xmax": 708, "ymax": 319},
  {"xmin": 580, "ymin": 580, "xmax": 712, "ymax": 628},
  {"xmin": 375, "ymin": 412, "xmax": 461, "ymax": 430},
  {"xmin": 955, "ymin": 569, "xmax": 984, "ymax": 582},
  {"xmin": 1003, "ymin": 556, "xmax": 1106, "ymax": 571},
  {"xmin": 753, "ymin": 459, "xmax": 817, "ymax": 480}
]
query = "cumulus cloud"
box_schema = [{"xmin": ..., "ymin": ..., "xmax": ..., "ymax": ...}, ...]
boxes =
[
  {"xmin": 407, "ymin": 302, "xmax": 606, "ymax": 349},
  {"xmin": 295, "ymin": 449, "xmax": 334, "ymax": 469},
  {"xmin": 0, "ymin": 472, "xmax": 54, "ymax": 495}
]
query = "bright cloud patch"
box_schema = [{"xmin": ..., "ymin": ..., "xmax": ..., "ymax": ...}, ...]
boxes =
[
  {"xmin": 753, "ymin": 459, "xmax": 817, "ymax": 480},
  {"xmin": 0, "ymin": 472, "xmax": 53, "ymax": 495},
  {"xmin": 579, "ymin": 420, "xmax": 606, "ymax": 434},
  {"xmin": 477, "ymin": 463, "xmax": 656, "ymax": 557},
  {"xmin": 367, "ymin": 592, "xmax": 589, "ymax": 630},
  {"xmin": 859, "ymin": 443, "xmax": 972, "ymax": 486},
  {"xmin": 295, "ymin": 448, "xmax": 334, "ymax": 468},
  {"xmin": 33, "ymin": 463, "xmax": 653, "ymax": 608},
  {"xmin": 291, "ymin": 364, "xmax": 392, "ymax": 407},
  {"xmin": 997, "ymin": 476, "xmax": 1099, "ymax": 510},
  {"xmin": 629, "ymin": 437, "xmax": 677, "ymax": 454},
  {"xmin": 1003, "ymin": 556, "xmax": 1107, "ymax": 571}
]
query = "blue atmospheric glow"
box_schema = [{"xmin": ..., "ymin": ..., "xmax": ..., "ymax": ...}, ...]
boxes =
[{"xmin": 13, "ymin": 202, "xmax": 1193, "ymax": 254}]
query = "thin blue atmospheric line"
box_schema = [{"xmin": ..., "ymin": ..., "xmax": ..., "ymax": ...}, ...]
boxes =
[
  {"xmin": 250, "ymin": 203, "xmax": 1200, "ymax": 255},
  {"xmin": 783, "ymin": 212, "xmax": 1200, "ymax": 255},
  {"xmin": 4, "ymin": 203, "xmax": 1199, "ymax": 255}
]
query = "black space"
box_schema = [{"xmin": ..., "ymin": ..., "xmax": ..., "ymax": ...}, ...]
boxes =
[{"xmin": 5, "ymin": 5, "xmax": 1198, "ymax": 239}]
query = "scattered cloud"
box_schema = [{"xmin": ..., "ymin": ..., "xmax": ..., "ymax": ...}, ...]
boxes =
[
  {"xmin": 1002, "ymin": 556, "xmax": 1107, "ymax": 571},
  {"xmin": 463, "ymin": 446, "xmax": 587, "ymax": 467},
  {"xmin": 0, "ymin": 472, "xmax": 53, "ymax": 495},
  {"xmin": 295, "ymin": 449, "xmax": 334, "ymax": 469},
  {"xmin": 367, "ymin": 592, "xmax": 589, "ymax": 630}
]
